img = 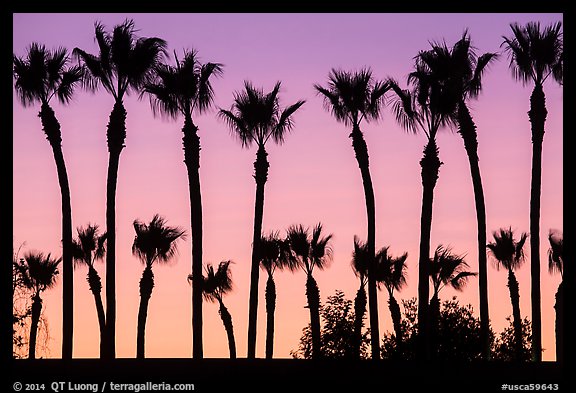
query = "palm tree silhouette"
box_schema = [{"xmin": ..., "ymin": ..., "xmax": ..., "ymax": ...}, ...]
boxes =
[
  {"xmin": 71, "ymin": 224, "xmax": 107, "ymax": 357},
  {"xmin": 143, "ymin": 49, "xmax": 223, "ymax": 359},
  {"xmin": 286, "ymin": 223, "xmax": 333, "ymax": 359},
  {"xmin": 547, "ymin": 230, "xmax": 563, "ymax": 363},
  {"xmin": 425, "ymin": 32, "xmax": 498, "ymax": 359},
  {"xmin": 388, "ymin": 51, "xmax": 456, "ymax": 360},
  {"xmin": 350, "ymin": 237, "xmax": 369, "ymax": 359},
  {"xmin": 13, "ymin": 43, "xmax": 83, "ymax": 359},
  {"xmin": 374, "ymin": 246, "xmax": 409, "ymax": 354},
  {"xmin": 428, "ymin": 245, "xmax": 476, "ymax": 358},
  {"xmin": 487, "ymin": 227, "xmax": 528, "ymax": 362},
  {"xmin": 502, "ymin": 22, "xmax": 563, "ymax": 361},
  {"xmin": 14, "ymin": 252, "xmax": 60, "ymax": 359},
  {"xmin": 315, "ymin": 69, "xmax": 389, "ymax": 359},
  {"xmin": 132, "ymin": 214, "xmax": 186, "ymax": 359},
  {"xmin": 74, "ymin": 20, "xmax": 167, "ymax": 358},
  {"xmin": 189, "ymin": 261, "xmax": 236, "ymax": 359},
  {"xmin": 259, "ymin": 232, "xmax": 293, "ymax": 359},
  {"xmin": 219, "ymin": 82, "xmax": 305, "ymax": 358}
]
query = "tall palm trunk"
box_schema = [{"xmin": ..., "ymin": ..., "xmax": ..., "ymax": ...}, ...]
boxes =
[
  {"xmin": 247, "ymin": 144, "xmax": 269, "ymax": 358},
  {"xmin": 388, "ymin": 293, "xmax": 403, "ymax": 352},
  {"xmin": 29, "ymin": 293, "xmax": 43, "ymax": 359},
  {"xmin": 507, "ymin": 269, "xmax": 523, "ymax": 361},
  {"xmin": 104, "ymin": 100, "xmax": 127, "ymax": 359},
  {"xmin": 218, "ymin": 299, "xmax": 236, "ymax": 359},
  {"xmin": 350, "ymin": 124, "xmax": 379, "ymax": 360},
  {"xmin": 265, "ymin": 273, "xmax": 276, "ymax": 359},
  {"xmin": 137, "ymin": 264, "xmax": 154, "ymax": 359},
  {"xmin": 554, "ymin": 281, "xmax": 563, "ymax": 363},
  {"xmin": 306, "ymin": 273, "xmax": 322, "ymax": 359},
  {"xmin": 182, "ymin": 114, "xmax": 204, "ymax": 359},
  {"xmin": 352, "ymin": 284, "xmax": 367, "ymax": 359},
  {"xmin": 429, "ymin": 294, "xmax": 441, "ymax": 359},
  {"xmin": 39, "ymin": 103, "xmax": 73, "ymax": 359},
  {"xmin": 417, "ymin": 138, "xmax": 442, "ymax": 361},
  {"xmin": 457, "ymin": 102, "xmax": 490, "ymax": 360},
  {"xmin": 528, "ymin": 82, "xmax": 546, "ymax": 362},
  {"xmin": 87, "ymin": 266, "xmax": 106, "ymax": 357}
]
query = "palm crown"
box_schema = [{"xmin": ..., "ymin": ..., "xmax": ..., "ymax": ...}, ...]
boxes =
[
  {"xmin": 351, "ymin": 236, "xmax": 370, "ymax": 286},
  {"xmin": 132, "ymin": 214, "xmax": 186, "ymax": 266},
  {"xmin": 71, "ymin": 224, "xmax": 107, "ymax": 268},
  {"xmin": 547, "ymin": 230, "xmax": 563, "ymax": 277},
  {"xmin": 487, "ymin": 228, "xmax": 528, "ymax": 272},
  {"xmin": 259, "ymin": 231, "xmax": 293, "ymax": 275},
  {"xmin": 15, "ymin": 252, "xmax": 61, "ymax": 295},
  {"xmin": 375, "ymin": 246, "xmax": 409, "ymax": 295},
  {"xmin": 286, "ymin": 223, "xmax": 333, "ymax": 275},
  {"xmin": 429, "ymin": 245, "xmax": 476, "ymax": 296},
  {"xmin": 196, "ymin": 261, "xmax": 234, "ymax": 303}
]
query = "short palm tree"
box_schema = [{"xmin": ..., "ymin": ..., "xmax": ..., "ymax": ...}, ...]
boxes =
[
  {"xmin": 259, "ymin": 231, "xmax": 293, "ymax": 359},
  {"xmin": 350, "ymin": 237, "xmax": 369, "ymax": 359},
  {"xmin": 315, "ymin": 69, "xmax": 389, "ymax": 359},
  {"xmin": 189, "ymin": 261, "xmax": 236, "ymax": 359},
  {"xmin": 487, "ymin": 227, "xmax": 528, "ymax": 361},
  {"xmin": 13, "ymin": 43, "xmax": 83, "ymax": 359},
  {"xmin": 388, "ymin": 50, "xmax": 457, "ymax": 359},
  {"xmin": 375, "ymin": 246, "xmax": 409, "ymax": 352},
  {"xmin": 219, "ymin": 81, "xmax": 305, "ymax": 358},
  {"xmin": 74, "ymin": 20, "xmax": 167, "ymax": 358},
  {"xmin": 502, "ymin": 21, "xmax": 563, "ymax": 361},
  {"xmin": 286, "ymin": 223, "xmax": 333, "ymax": 359},
  {"xmin": 71, "ymin": 224, "xmax": 107, "ymax": 357},
  {"xmin": 14, "ymin": 252, "xmax": 60, "ymax": 359},
  {"xmin": 132, "ymin": 214, "xmax": 186, "ymax": 359},
  {"xmin": 428, "ymin": 245, "xmax": 476, "ymax": 357},
  {"xmin": 547, "ymin": 230, "xmax": 563, "ymax": 363},
  {"xmin": 143, "ymin": 49, "xmax": 223, "ymax": 359}
]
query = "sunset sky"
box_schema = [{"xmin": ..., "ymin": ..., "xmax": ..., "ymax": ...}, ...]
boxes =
[{"xmin": 12, "ymin": 13, "xmax": 563, "ymax": 360}]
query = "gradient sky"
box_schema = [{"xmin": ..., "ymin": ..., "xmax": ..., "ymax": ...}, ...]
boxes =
[{"xmin": 13, "ymin": 13, "xmax": 563, "ymax": 360}]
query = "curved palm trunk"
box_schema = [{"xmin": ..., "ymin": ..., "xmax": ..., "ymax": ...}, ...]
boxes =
[
  {"xmin": 528, "ymin": 83, "xmax": 547, "ymax": 362},
  {"xmin": 247, "ymin": 144, "xmax": 269, "ymax": 359},
  {"xmin": 306, "ymin": 273, "xmax": 322, "ymax": 359},
  {"xmin": 350, "ymin": 125, "xmax": 379, "ymax": 360},
  {"xmin": 218, "ymin": 300, "xmax": 236, "ymax": 359},
  {"xmin": 182, "ymin": 114, "xmax": 204, "ymax": 359},
  {"xmin": 137, "ymin": 264, "xmax": 154, "ymax": 359},
  {"xmin": 104, "ymin": 100, "xmax": 127, "ymax": 359},
  {"xmin": 29, "ymin": 293, "xmax": 43, "ymax": 359},
  {"xmin": 554, "ymin": 281, "xmax": 563, "ymax": 363},
  {"xmin": 388, "ymin": 293, "xmax": 403, "ymax": 354},
  {"xmin": 429, "ymin": 294, "xmax": 441, "ymax": 359},
  {"xmin": 352, "ymin": 284, "xmax": 367, "ymax": 359},
  {"xmin": 39, "ymin": 103, "xmax": 73, "ymax": 359},
  {"xmin": 265, "ymin": 273, "xmax": 276, "ymax": 359},
  {"xmin": 507, "ymin": 269, "xmax": 523, "ymax": 361},
  {"xmin": 417, "ymin": 138, "xmax": 442, "ymax": 361},
  {"xmin": 457, "ymin": 102, "xmax": 490, "ymax": 360},
  {"xmin": 87, "ymin": 266, "xmax": 106, "ymax": 357}
]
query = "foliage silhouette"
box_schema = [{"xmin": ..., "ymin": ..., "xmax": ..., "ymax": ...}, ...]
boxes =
[
  {"xmin": 132, "ymin": 215, "xmax": 186, "ymax": 359},
  {"xmin": 350, "ymin": 237, "xmax": 369, "ymax": 359},
  {"xmin": 143, "ymin": 49, "xmax": 223, "ymax": 359},
  {"xmin": 74, "ymin": 19, "xmax": 167, "ymax": 358},
  {"xmin": 547, "ymin": 230, "xmax": 563, "ymax": 362},
  {"xmin": 315, "ymin": 68, "xmax": 390, "ymax": 359},
  {"xmin": 219, "ymin": 81, "xmax": 304, "ymax": 358},
  {"xmin": 502, "ymin": 21, "xmax": 563, "ymax": 361},
  {"xmin": 71, "ymin": 224, "xmax": 107, "ymax": 357},
  {"xmin": 13, "ymin": 43, "xmax": 83, "ymax": 359}
]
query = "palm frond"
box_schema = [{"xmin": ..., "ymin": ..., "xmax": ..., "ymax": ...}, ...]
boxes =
[
  {"xmin": 468, "ymin": 52, "xmax": 498, "ymax": 98},
  {"xmin": 351, "ymin": 236, "xmax": 369, "ymax": 279},
  {"xmin": 487, "ymin": 227, "xmax": 527, "ymax": 271},
  {"xmin": 56, "ymin": 65, "xmax": 84, "ymax": 104},
  {"xmin": 218, "ymin": 108, "xmax": 252, "ymax": 148},
  {"xmin": 387, "ymin": 78, "xmax": 418, "ymax": 133},
  {"xmin": 196, "ymin": 61, "xmax": 224, "ymax": 113},
  {"xmin": 272, "ymin": 99, "xmax": 305, "ymax": 144},
  {"xmin": 21, "ymin": 251, "xmax": 61, "ymax": 292},
  {"xmin": 310, "ymin": 222, "xmax": 333, "ymax": 271},
  {"xmin": 132, "ymin": 214, "xmax": 186, "ymax": 265},
  {"xmin": 547, "ymin": 229, "xmax": 563, "ymax": 276}
]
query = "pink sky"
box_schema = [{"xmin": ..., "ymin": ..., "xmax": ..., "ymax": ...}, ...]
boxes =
[{"xmin": 13, "ymin": 13, "xmax": 563, "ymax": 360}]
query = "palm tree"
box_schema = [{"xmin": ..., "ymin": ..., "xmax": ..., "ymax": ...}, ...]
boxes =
[
  {"xmin": 71, "ymin": 224, "xmax": 107, "ymax": 357},
  {"xmin": 388, "ymin": 52, "xmax": 457, "ymax": 359},
  {"xmin": 259, "ymin": 232, "xmax": 293, "ymax": 359},
  {"xmin": 315, "ymin": 69, "xmax": 389, "ymax": 359},
  {"xmin": 14, "ymin": 252, "xmax": 60, "ymax": 359},
  {"xmin": 13, "ymin": 43, "xmax": 83, "ymax": 359},
  {"xmin": 502, "ymin": 21, "xmax": 563, "ymax": 361},
  {"xmin": 547, "ymin": 230, "xmax": 563, "ymax": 363},
  {"xmin": 350, "ymin": 237, "xmax": 369, "ymax": 359},
  {"xmin": 74, "ymin": 20, "xmax": 167, "ymax": 358},
  {"xmin": 132, "ymin": 214, "xmax": 186, "ymax": 359},
  {"xmin": 219, "ymin": 82, "xmax": 305, "ymax": 358},
  {"xmin": 143, "ymin": 49, "xmax": 223, "ymax": 359},
  {"xmin": 424, "ymin": 32, "xmax": 498, "ymax": 360},
  {"xmin": 189, "ymin": 261, "xmax": 236, "ymax": 359},
  {"xmin": 428, "ymin": 245, "xmax": 476, "ymax": 357},
  {"xmin": 487, "ymin": 227, "xmax": 528, "ymax": 361},
  {"xmin": 286, "ymin": 223, "xmax": 333, "ymax": 359},
  {"xmin": 374, "ymin": 246, "xmax": 409, "ymax": 353}
]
